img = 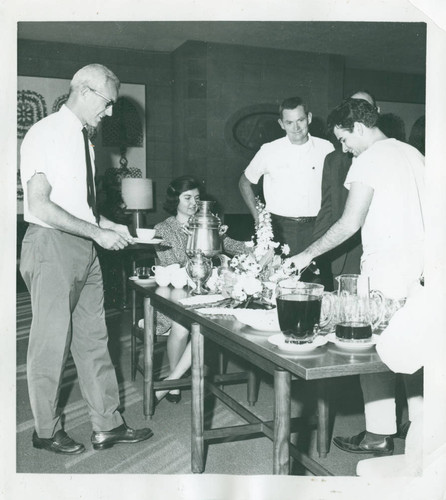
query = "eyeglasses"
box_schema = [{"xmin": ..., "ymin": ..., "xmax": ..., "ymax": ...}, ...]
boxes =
[{"xmin": 88, "ymin": 87, "xmax": 115, "ymax": 109}]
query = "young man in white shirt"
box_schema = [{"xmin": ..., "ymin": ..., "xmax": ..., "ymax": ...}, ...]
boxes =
[{"xmin": 287, "ymin": 98, "xmax": 424, "ymax": 455}]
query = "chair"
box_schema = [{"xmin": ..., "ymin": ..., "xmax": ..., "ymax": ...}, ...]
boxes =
[{"xmin": 130, "ymin": 286, "xmax": 259, "ymax": 418}]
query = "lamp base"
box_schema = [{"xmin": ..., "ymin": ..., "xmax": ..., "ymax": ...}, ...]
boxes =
[{"xmin": 130, "ymin": 210, "xmax": 146, "ymax": 236}]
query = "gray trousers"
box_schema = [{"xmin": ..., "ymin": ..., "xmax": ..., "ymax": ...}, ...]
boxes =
[{"xmin": 20, "ymin": 225, "xmax": 123, "ymax": 437}]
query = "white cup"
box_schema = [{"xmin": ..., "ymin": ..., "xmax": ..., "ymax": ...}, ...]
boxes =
[
  {"xmin": 151, "ymin": 265, "xmax": 171, "ymax": 287},
  {"xmin": 136, "ymin": 228, "xmax": 156, "ymax": 241},
  {"xmin": 170, "ymin": 267, "xmax": 188, "ymax": 289},
  {"xmin": 165, "ymin": 263, "xmax": 180, "ymax": 273}
]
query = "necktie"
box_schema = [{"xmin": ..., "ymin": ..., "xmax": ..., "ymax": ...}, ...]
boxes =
[{"xmin": 82, "ymin": 127, "xmax": 100, "ymax": 224}]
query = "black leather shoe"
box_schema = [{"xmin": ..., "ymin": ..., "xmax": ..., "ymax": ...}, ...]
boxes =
[
  {"xmin": 32, "ymin": 430, "xmax": 85, "ymax": 455},
  {"xmin": 91, "ymin": 424, "xmax": 153, "ymax": 450},
  {"xmin": 333, "ymin": 431, "xmax": 394, "ymax": 455},
  {"xmin": 165, "ymin": 392, "xmax": 182, "ymax": 404}
]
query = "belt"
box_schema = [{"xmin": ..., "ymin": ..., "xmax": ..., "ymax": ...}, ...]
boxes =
[{"xmin": 272, "ymin": 214, "xmax": 316, "ymax": 223}]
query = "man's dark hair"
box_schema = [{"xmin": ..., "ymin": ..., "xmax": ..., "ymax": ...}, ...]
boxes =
[
  {"xmin": 327, "ymin": 98, "xmax": 379, "ymax": 133},
  {"xmin": 279, "ymin": 96, "xmax": 308, "ymax": 118}
]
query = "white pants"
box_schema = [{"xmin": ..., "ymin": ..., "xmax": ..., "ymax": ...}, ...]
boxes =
[{"xmin": 360, "ymin": 369, "xmax": 423, "ymax": 435}]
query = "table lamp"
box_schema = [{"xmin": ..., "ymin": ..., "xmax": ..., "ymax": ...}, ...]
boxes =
[{"xmin": 121, "ymin": 178, "xmax": 153, "ymax": 234}]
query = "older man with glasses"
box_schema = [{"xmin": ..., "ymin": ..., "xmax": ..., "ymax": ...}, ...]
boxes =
[{"xmin": 20, "ymin": 64, "xmax": 153, "ymax": 455}]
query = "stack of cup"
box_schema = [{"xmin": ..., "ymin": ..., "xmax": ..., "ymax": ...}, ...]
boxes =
[{"xmin": 151, "ymin": 264, "xmax": 189, "ymax": 288}]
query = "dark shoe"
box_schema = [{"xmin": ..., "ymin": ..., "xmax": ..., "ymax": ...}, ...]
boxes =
[
  {"xmin": 396, "ymin": 420, "xmax": 411, "ymax": 439},
  {"xmin": 91, "ymin": 424, "xmax": 153, "ymax": 450},
  {"xmin": 32, "ymin": 430, "xmax": 85, "ymax": 455},
  {"xmin": 165, "ymin": 392, "xmax": 182, "ymax": 404},
  {"xmin": 333, "ymin": 430, "xmax": 394, "ymax": 455}
]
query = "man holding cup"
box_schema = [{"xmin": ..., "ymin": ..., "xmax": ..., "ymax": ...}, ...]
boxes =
[{"xmin": 20, "ymin": 64, "xmax": 153, "ymax": 454}]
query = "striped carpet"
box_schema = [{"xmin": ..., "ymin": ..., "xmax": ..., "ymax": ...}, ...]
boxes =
[{"xmin": 16, "ymin": 292, "xmax": 276, "ymax": 474}]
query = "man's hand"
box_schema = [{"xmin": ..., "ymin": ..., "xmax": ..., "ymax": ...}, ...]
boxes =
[
  {"xmin": 99, "ymin": 218, "xmax": 135, "ymax": 244},
  {"xmin": 94, "ymin": 228, "xmax": 131, "ymax": 251},
  {"xmin": 112, "ymin": 223, "xmax": 135, "ymax": 244},
  {"xmin": 284, "ymin": 251, "xmax": 313, "ymax": 274}
]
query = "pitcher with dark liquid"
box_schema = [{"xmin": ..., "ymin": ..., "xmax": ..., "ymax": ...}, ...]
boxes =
[
  {"xmin": 276, "ymin": 281, "xmax": 333, "ymax": 343},
  {"xmin": 335, "ymin": 274, "xmax": 385, "ymax": 342}
]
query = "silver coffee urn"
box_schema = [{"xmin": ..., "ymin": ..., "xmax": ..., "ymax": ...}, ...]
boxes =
[{"xmin": 186, "ymin": 201, "xmax": 222, "ymax": 294}]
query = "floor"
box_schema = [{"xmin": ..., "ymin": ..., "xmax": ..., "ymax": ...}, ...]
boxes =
[{"xmin": 16, "ymin": 303, "xmax": 409, "ymax": 477}]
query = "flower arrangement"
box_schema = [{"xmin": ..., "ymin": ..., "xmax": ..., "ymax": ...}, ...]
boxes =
[{"xmin": 225, "ymin": 198, "xmax": 294, "ymax": 303}]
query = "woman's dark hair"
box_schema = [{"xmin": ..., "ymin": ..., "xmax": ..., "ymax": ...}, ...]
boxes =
[{"xmin": 163, "ymin": 175, "xmax": 202, "ymax": 215}]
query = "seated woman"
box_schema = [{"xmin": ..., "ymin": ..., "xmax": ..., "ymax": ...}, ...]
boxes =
[{"xmin": 153, "ymin": 175, "xmax": 246, "ymax": 404}]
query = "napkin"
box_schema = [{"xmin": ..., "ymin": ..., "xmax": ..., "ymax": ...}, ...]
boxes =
[
  {"xmin": 195, "ymin": 307, "xmax": 239, "ymax": 316},
  {"xmin": 178, "ymin": 294, "xmax": 224, "ymax": 306}
]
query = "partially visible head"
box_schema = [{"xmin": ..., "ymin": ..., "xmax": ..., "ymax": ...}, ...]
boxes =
[
  {"xmin": 278, "ymin": 96, "xmax": 312, "ymax": 145},
  {"xmin": 163, "ymin": 175, "xmax": 202, "ymax": 216},
  {"xmin": 378, "ymin": 113, "xmax": 406, "ymax": 142},
  {"xmin": 408, "ymin": 115, "xmax": 425, "ymax": 155},
  {"xmin": 328, "ymin": 98, "xmax": 380, "ymax": 157},
  {"xmin": 350, "ymin": 89, "xmax": 379, "ymax": 111},
  {"xmin": 68, "ymin": 64, "xmax": 120, "ymax": 127}
]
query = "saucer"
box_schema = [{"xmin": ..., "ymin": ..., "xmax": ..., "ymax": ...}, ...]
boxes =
[
  {"xmin": 129, "ymin": 276, "xmax": 157, "ymax": 285},
  {"xmin": 133, "ymin": 237, "xmax": 164, "ymax": 245},
  {"xmin": 327, "ymin": 333, "xmax": 379, "ymax": 352},
  {"xmin": 267, "ymin": 334, "xmax": 328, "ymax": 353}
]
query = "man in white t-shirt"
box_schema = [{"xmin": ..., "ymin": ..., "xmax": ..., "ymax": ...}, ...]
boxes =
[
  {"xmin": 287, "ymin": 98, "xmax": 424, "ymax": 456},
  {"xmin": 239, "ymin": 96, "xmax": 334, "ymax": 254}
]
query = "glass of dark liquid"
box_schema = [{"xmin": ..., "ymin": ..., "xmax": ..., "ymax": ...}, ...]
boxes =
[
  {"xmin": 134, "ymin": 267, "xmax": 151, "ymax": 280},
  {"xmin": 334, "ymin": 274, "xmax": 385, "ymax": 342},
  {"xmin": 276, "ymin": 282, "xmax": 332, "ymax": 344}
]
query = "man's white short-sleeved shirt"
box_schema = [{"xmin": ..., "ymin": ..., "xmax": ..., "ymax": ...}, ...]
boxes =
[
  {"xmin": 244, "ymin": 135, "xmax": 334, "ymax": 217},
  {"xmin": 345, "ymin": 138, "xmax": 425, "ymax": 297},
  {"xmin": 20, "ymin": 105, "xmax": 97, "ymax": 228}
]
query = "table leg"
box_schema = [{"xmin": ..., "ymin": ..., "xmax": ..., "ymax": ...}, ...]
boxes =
[
  {"xmin": 121, "ymin": 254, "xmax": 137, "ymax": 309},
  {"xmin": 273, "ymin": 369, "xmax": 291, "ymax": 474},
  {"xmin": 121, "ymin": 261, "xmax": 128, "ymax": 309},
  {"xmin": 191, "ymin": 322, "xmax": 205, "ymax": 473},
  {"xmin": 143, "ymin": 297, "xmax": 155, "ymax": 419},
  {"xmin": 317, "ymin": 379, "xmax": 330, "ymax": 458},
  {"xmin": 131, "ymin": 289, "xmax": 137, "ymax": 381},
  {"xmin": 247, "ymin": 369, "xmax": 258, "ymax": 407}
]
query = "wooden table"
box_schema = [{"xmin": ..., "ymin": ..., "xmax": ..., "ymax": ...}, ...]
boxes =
[{"xmin": 129, "ymin": 281, "xmax": 390, "ymax": 476}]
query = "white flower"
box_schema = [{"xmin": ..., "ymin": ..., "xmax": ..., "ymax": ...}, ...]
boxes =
[
  {"xmin": 281, "ymin": 244, "xmax": 290, "ymax": 256},
  {"xmin": 224, "ymin": 197, "xmax": 293, "ymax": 300},
  {"xmin": 241, "ymin": 275, "xmax": 263, "ymax": 296},
  {"xmin": 231, "ymin": 282, "xmax": 247, "ymax": 301}
]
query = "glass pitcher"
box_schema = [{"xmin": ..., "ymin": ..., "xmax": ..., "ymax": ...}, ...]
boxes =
[
  {"xmin": 334, "ymin": 274, "xmax": 385, "ymax": 342},
  {"xmin": 276, "ymin": 281, "xmax": 334, "ymax": 343}
]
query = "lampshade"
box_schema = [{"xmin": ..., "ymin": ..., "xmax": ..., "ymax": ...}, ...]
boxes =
[{"xmin": 121, "ymin": 178, "xmax": 153, "ymax": 210}]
